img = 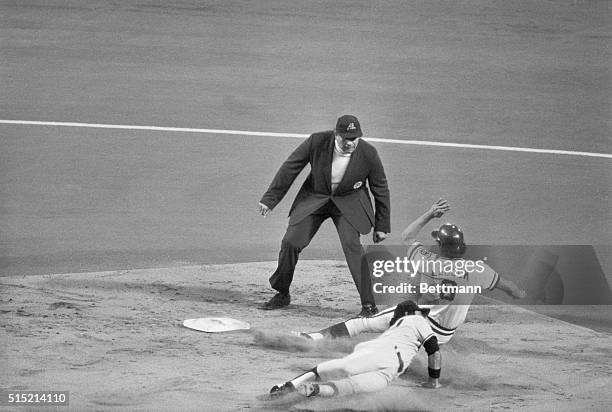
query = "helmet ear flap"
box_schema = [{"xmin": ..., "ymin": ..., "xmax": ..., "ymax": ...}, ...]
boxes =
[{"xmin": 441, "ymin": 243, "xmax": 466, "ymax": 258}]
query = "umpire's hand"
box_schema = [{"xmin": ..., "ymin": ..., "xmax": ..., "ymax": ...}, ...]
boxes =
[
  {"xmin": 257, "ymin": 202, "xmax": 272, "ymax": 217},
  {"xmin": 373, "ymin": 231, "xmax": 388, "ymax": 243}
]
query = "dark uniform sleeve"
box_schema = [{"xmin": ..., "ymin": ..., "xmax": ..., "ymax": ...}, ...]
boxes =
[
  {"xmin": 368, "ymin": 149, "xmax": 391, "ymax": 233},
  {"xmin": 423, "ymin": 335, "xmax": 440, "ymax": 355},
  {"xmin": 259, "ymin": 136, "xmax": 312, "ymax": 210}
]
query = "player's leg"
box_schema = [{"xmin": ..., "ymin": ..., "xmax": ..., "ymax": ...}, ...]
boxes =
[
  {"xmin": 298, "ymin": 306, "xmax": 396, "ymax": 340},
  {"xmin": 271, "ymin": 346, "xmax": 396, "ymax": 396},
  {"xmin": 320, "ymin": 369, "xmax": 397, "ymax": 396},
  {"xmin": 269, "ymin": 366, "xmax": 320, "ymax": 396},
  {"xmin": 316, "ymin": 346, "xmax": 398, "ymax": 380},
  {"xmin": 300, "ymin": 345, "xmax": 419, "ymax": 397},
  {"xmin": 308, "ymin": 368, "xmax": 396, "ymax": 397}
]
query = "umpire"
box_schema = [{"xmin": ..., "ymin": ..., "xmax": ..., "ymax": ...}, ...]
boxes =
[{"xmin": 258, "ymin": 115, "xmax": 391, "ymax": 317}]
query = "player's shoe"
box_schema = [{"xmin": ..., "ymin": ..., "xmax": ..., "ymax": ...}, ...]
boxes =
[
  {"xmin": 290, "ymin": 331, "xmax": 326, "ymax": 341},
  {"xmin": 357, "ymin": 304, "xmax": 379, "ymax": 317},
  {"xmin": 262, "ymin": 292, "xmax": 291, "ymax": 310},
  {"xmin": 290, "ymin": 331, "xmax": 313, "ymax": 339},
  {"xmin": 269, "ymin": 382, "xmax": 295, "ymax": 397},
  {"xmin": 297, "ymin": 383, "xmax": 320, "ymax": 398}
]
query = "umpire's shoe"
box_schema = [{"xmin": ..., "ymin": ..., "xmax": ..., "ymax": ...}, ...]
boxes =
[
  {"xmin": 357, "ymin": 303, "xmax": 379, "ymax": 317},
  {"xmin": 262, "ymin": 292, "xmax": 291, "ymax": 310}
]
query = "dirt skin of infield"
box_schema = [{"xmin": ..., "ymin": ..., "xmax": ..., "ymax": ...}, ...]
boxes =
[{"xmin": 1, "ymin": 261, "xmax": 611, "ymax": 411}]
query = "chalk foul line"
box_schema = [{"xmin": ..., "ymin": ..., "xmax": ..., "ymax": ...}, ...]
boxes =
[{"xmin": 1, "ymin": 119, "xmax": 610, "ymax": 159}]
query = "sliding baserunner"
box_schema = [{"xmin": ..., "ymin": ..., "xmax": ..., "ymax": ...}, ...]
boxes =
[{"xmin": 270, "ymin": 300, "xmax": 442, "ymax": 398}]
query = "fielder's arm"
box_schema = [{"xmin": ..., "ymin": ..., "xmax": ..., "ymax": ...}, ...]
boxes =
[
  {"xmin": 495, "ymin": 276, "xmax": 527, "ymax": 299},
  {"xmin": 401, "ymin": 199, "xmax": 450, "ymax": 245}
]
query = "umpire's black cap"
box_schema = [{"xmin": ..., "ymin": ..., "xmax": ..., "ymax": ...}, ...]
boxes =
[{"xmin": 335, "ymin": 115, "xmax": 363, "ymax": 140}]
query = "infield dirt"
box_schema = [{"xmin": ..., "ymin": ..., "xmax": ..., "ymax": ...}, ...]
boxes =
[{"xmin": 2, "ymin": 261, "xmax": 611, "ymax": 411}]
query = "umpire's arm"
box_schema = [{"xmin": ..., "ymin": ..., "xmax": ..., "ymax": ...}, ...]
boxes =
[
  {"xmin": 368, "ymin": 149, "xmax": 391, "ymax": 234},
  {"xmin": 259, "ymin": 135, "xmax": 312, "ymax": 210}
]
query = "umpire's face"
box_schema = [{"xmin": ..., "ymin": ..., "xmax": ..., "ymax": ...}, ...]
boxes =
[{"xmin": 335, "ymin": 133, "xmax": 359, "ymax": 154}]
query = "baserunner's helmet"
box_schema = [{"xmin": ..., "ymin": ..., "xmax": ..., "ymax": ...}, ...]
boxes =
[{"xmin": 431, "ymin": 223, "xmax": 466, "ymax": 258}]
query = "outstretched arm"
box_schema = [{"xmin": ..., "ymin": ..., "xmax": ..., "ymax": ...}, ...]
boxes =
[
  {"xmin": 401, "ymin": 199, "xmax": 450, "ymax": 245},
  {"xmin": 258, "ymin": 136, "xmax": 312, "ymax": 215},
  {"xmin": 496, "ymin": 276, "xmax": 527, "ymax": 299}
]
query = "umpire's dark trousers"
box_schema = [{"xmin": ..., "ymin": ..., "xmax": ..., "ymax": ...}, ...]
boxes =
[{"xmin": 269, "ymin": 201, "xmax": 376, "ymax": 306}]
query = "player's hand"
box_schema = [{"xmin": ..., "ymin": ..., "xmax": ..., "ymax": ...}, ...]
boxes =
[
  {"xmin": 373, "ymin": 231, "xmax": 388, "ymax": 243},
  {"xmin": 428, "ymin": 198, "xmax": 450, "ymax": 218},
  {"xmin": 258, "ymin": 202, "xmax": 271, "ymax": 217},
  {"xmin": 421, "ymin": 379, "xmax": 442, "ymax": 389},
  {"xmin": 512, "ymin": 289, "xmax": 527, "ymax": 299}
]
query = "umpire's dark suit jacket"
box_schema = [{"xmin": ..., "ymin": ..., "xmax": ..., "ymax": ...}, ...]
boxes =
[{"xmin": 260, "ymin": 131, "xmax": 390, "ymax": 234}]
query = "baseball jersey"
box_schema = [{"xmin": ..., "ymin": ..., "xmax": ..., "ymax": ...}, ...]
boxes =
[
  {"xmin": 407, "ymin": 241, "xmax": 499, "ymax": 332},
  {"xmin": 354, "ymin": 314, "xmax": 435, "ymax": 369}
]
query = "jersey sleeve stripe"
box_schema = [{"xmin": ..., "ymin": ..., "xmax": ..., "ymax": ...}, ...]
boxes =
[
  {"xmin": 427, "ymin": 316, "xmax": 457, "ymax": 333},
  {"xmin": 406, "ymin": 242, "xmax": 422, "ymax": 260},
  {"xmin": 430, "ymin": 324, "xmax": 456, "ymax": 336}
]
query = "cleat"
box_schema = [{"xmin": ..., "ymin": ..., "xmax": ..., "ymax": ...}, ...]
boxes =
[
  {"xmin": 269, "ymin": 382, "xmax": 295, "ymax": 397},
  {"xmin": 297, "ymin": 383, "xmax": 320, "ymax": 398},
  {"xmin": 290, "ymin": 331, "xmax": 314, "ymax": 340},
  {"xmin": 262, "ymin": 293, "xmax": 291, "ymax": 310},
  {"xmin": 357, "ymin": 304, "xmax": 379, "ymax": 317}
]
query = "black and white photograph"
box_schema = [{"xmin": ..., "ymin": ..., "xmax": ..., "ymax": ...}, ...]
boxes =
[{"xmin": 1, "ymin": 1, "xmax": 610, "ymax": 411}]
